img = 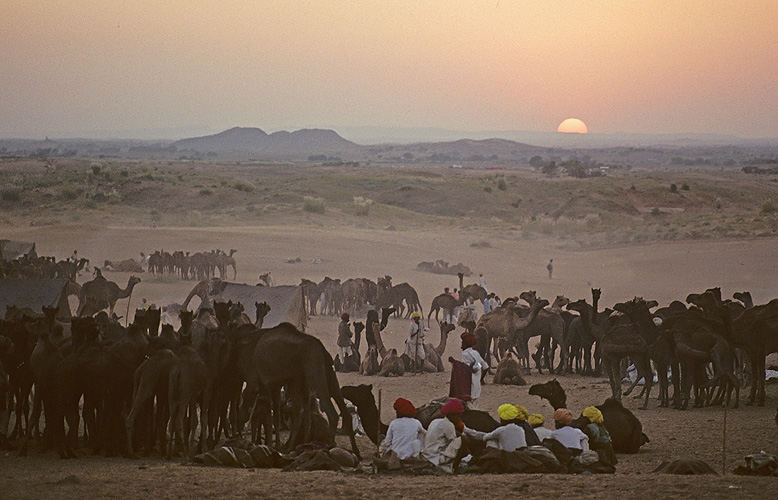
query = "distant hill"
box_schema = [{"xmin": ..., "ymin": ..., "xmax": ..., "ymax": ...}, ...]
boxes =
[{"xmin": 173, "ymin": 127, "xmax": 359, "ymax": 154}]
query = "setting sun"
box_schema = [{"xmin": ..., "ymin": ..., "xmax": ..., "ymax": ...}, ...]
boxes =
[{"xmin": 557, "ymin": 118, "xmax": 588, "ymax": 134}]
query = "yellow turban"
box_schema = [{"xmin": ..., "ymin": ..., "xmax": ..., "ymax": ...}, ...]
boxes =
[
  {"xmin": 583, "ymin": 406, "xmax": 604, "ymax": 424},
  {"xmin": 528, "ymin": 413, "xmax": 544, "ymax": 427},
  {"xmin": 513, "ymin": 404, "xmax": 529, "ymax": 422},
  {"xmin": 497, "ymin": 404, "xmax": 519, "ymax": 421}
]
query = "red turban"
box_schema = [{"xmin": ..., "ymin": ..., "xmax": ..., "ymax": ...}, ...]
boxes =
[
  {"xmin": 441, "ymin": 398, "xmax": 465, "ymax": 416},
  {"xmin": 341, "ymin": 313, "xmax": 350, "ymax": 321},
  {"xmin": 393, "ymin": 398, "xmax": 416, "ymax": 417},
  {"xmin": 462, "ymin": 333, "xmax": 477, "ymax": 348},
  {"xmin": 553, "ymin": 408, "xmax": 573, "ymax": 426}
]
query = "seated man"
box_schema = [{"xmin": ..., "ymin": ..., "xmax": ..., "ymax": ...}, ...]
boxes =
[
  {"xmin": 548, "ymin": 408, "xmax": 589, "ymax": 454},
  {"xmin": 528, "ymin": 413, "xmax": 553, "ymax": 441},
  {"xmin": 581, "ymin": 406, "xmax": 617, "ymax": 465},
  {"xmin": 379, "ymin": 398, "xmax": 426, "ymax": 461},
  {"xmin": 464, "ymin": 404, "xmax": 527, "ymax": 451},
  {"xmin": 423, "ymin": 399, "xmax": 465, "ymax": 473}
]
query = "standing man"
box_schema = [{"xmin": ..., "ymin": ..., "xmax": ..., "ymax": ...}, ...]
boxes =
[
  {"xmin": 337, "ymin": 313, "xmax": 353, "ymax": 371},
  {"xmin": 460, "ymin": 332, "xmax": 488, "ymax": 409},
  {"xmin": 547, "ymin": 259, "xmax": 554, "ymax": 279},
  {"xmin": 478, "ymin": 272, "xmax": 487, "ymax": 292},
  {"xmin": 405, "ymin": 312, "xmax": 425, "ymax": 372}
]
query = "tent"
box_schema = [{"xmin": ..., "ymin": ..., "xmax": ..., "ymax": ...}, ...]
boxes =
[
  {"xmin": 0, "ymin": 240, "xmax": 36, "ymax": 261},
  {"xmin": 202, "ymin": 282, "xmax": 307, "ymax": 331},
  {"xmin": 0, "ymin": 278, "xmax": 71, "ymax": 320}
]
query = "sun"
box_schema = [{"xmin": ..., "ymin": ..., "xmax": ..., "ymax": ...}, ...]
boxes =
[{"xmin": 557, "ymin": 118, "xmax": 588, "ymax": 134}]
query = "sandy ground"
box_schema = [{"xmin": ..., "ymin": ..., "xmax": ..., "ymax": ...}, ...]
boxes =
[{"xmin": 2, "ymin": 224, "xmax": 778, "ymax": 498}]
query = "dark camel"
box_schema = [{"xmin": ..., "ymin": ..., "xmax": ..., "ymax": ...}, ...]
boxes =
[
  {"xmin": 528, "ymin": 379, "xmax": 567, "ymax": 409},
  {"xmin": 77, "ymin": 275, "xmax": 141, "ymax": 315},
  {"xmin": 428, "ymin": 293, "xmax": 465, "ymax": 324},
  {"xmin": 243, "ymin": 323, "xmax": 361, "ymax": 458}
]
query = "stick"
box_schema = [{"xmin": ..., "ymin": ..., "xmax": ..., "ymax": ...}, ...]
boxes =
[
  {"xmin": 125, "ymin": 289, "xmax": 133, "ymax": 327},
  {"xmin": 722, "ymin": 396, "xmax": 727, "ymax": 475},
  {"xmin": 376, "ymin": 389, "xmax": 382, "ymax": 455}
]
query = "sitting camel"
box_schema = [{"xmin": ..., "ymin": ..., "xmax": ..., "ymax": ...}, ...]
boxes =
[
  {"xmin": 104, "ymin": 259, "xmax": 144, "ymax": 273},
  {"xmin": 492, "ymin": 352, "xmax": 526, "ymax": 385},
  {"xmin": 359, "ymin": 345, "xmax": 380, "ymax": 376},
  {"xmin": 378, "ymin": 349, "xmax": 405, "ymax": 377}
]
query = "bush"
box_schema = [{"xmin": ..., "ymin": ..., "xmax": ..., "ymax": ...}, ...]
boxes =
[
  {"xmin": 60, "ymin": 187, "xmax": 80, "ymax": 201},
  {"xmin": 761, "ymin": 201, "xmax": 777, "ymax": 214},
  {"xmin": 497, "ymin": 178, "xmax": 507, "ymax": 191},
  {"xmin": 353, "ymin": 196, "xmax": 373, "ymax": 216},
  {"xmin": 232, "ymin": 180, "xmax": 255, "ymax": 192},
  {"xmin": 483, "ymin": 186, "xmax": 492, "ymax": 193},
  {"xmin": 199, "ymin": 189, "xmax": 213, "ymax": 196},
  {"xmin": 670, "ymin": 183, "xmax": 678, "ymax": 193},
  {"xmin": 303, "ymin": 196, "xmax": 325, "ymax": 214},
  {"xmin": 1, "ymin": 189, "xmax": 21, "ymax": 202},
  {"xmin": 681, "ymin": 183, "xmax": 690, "ymax": 191},
  {"xmin": 90, "ymin": 163, "xmax": 102, "ymax": 175}
]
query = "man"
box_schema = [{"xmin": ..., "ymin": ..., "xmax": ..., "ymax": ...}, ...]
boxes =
[
  {"xmin": 464, "ymin": 404, "xmax": 527, "ymax": 451},
  {"xmin": 547, "ymin": 259, "xmax": 554, "ymax": 279},
  {"xmin": 548, "ymin": 408, "xmax": 589, "ymax": 453},
  {"xmin": 380, "ymin": 398, "xmax": 426, "ymax": 461},
  {"xmin": 337, "ymin": 313, "xmax": 353, "ymax": 370},
  {"xmin": 478, "ymin": 272, "xmax": 487, "ymax": 292},
  {"xmin": 460, "ymin": 332, "xmax": 487, "ymax": 409},
  {"xmin": 404, "ymin": 312, "xmax": 425, "ymax": 371},
  {"xmin": 582, "ymin": 406, "xmax": 617, "ymax": 465},
  {"xmin": 423, "ymin": 399, "xmax": 465, "ymax": 473}
]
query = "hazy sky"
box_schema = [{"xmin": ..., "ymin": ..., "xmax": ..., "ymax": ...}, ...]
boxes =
[{"xmin": 2, "ymin": 1, "xmax": 776, "ymax": 139}]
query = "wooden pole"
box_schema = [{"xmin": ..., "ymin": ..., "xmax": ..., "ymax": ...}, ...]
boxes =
[
  {"xmin": 722, "ymin": 397, "xmax": 728, "ymax": 475},
  {"xmin": 125, "ymin": 290, "xmax": 133, "ymax": 327},
  {"xmin": 376, "ymin": 389, "xmax": 382, "ymax": 455}
]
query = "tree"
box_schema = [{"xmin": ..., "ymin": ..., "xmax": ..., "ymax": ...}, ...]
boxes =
[{"xmin": 529, "ymin": 155, "xmax": 544, "ymax": 168}]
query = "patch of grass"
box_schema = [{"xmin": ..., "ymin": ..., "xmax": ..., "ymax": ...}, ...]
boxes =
[
  {"xmin": 1, "ymin": 189, "xmax": 21, "ymax": 202},
  {"xmin": 199, "ymin": 189, "xmax": 213, "ymax": 196},
  {"xmin": 497, "ymin": 178, "xmax": 507, "ymax": 191},
  {"xmin": 483, "ymin": 186, "xmax": 492, "ymax": 193},
  {"xmin": 60, "ymin": 187, "xmax": 80, "ymax": 201},
  {"xmin": 760, "ymin": 200, "xmax": 777, "ymax": 214},
  {"xmin": 470, "ymin": 240, "xmax": 492, "ymax": 248},
  {"xmin": 303, "ymin": 196, "xmax": 325, "ymax": 213}
]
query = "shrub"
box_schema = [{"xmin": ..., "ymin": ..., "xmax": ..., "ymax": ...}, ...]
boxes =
[
  {"xmin": 1, "ymin": 189, "xmax": 21, "ymax": 202},
  {"xmin": 497, "ymin": 178, "xmax": 507, "ymax": 191},
  {"xmin": 199, "ymin": 189, "xmax": 213, "ymax": 196},
  {"xmin": 90, "ymin": 163, "xmax": 102, "ymax": 175},
  {"xmin": 670, "ymin": 183, "xmax": 678, "ymax": 193},
  {"xmin": 232, "ymin": 179, "xmax": 255, "ymax": 192},
  {"xmin": 60, "ymin": 187, "xmax": 80, "ymax": 201},
  {"xmin": 761, "ymin": 200, "xmax": 777, "ymax": 214},
  {"xmin": 681, "ymin": 183, "xmax": 690, "ymax": 191},
  {"xmin": 303, "ymin": 196, "xmax": 325, "ymax": 214},
  {"xmin": 483, "ymin": 186, "xmax": 492, "ymax": 193},
  {"xmin": 470, "ymin": 240, "xmax": 492, "ymax": 248},
  {"xmin": 353, "ymin": 196, "xmax": 373, "ymax": 216}
]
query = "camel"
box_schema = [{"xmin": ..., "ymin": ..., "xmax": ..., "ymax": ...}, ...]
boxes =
[
  {"xmin": 242, "ymin": 322, "xmax": 360, "ymax": 458},
  {"xmin": 254, "ymin": 301, "xmax": 271, "ymax": 328},
  {"xmin": 378, "ymin": 348, "xmax": 405, "ymax": 377},
  {"xmin": 78, "ymin": 295, "xmax": 110, "ymax": 317},
  {"xmin": 731, "ymin": 298, "xmax": 778, "ymax": 406},
  {"xmin": 300, "ymin": 278, "xmax": 322, "ymax": 316},
  {"xmin": 422, "ymin": 321, "xmax": 457, "ymax": 372},
  {"xmin": 359, "ymin": 345, "xmax": 380, "ymax": 375},
  {"xmin": 733, "ymin": 291, "xmax": 754, "ymax": 309},
  {"xmin": 167, "ymin": 346, "xmax": 212, "ymax": 460},
  {"xmin": 516, "ymin": 291, "xmax": 569, "ymax": 374},
  {"xmin": 77, "ymin": 275, "xmax": 141, "ymax": 316},
  {"xmin": 181, "ymin": 278, "xmax": 225, "ymax": 311},
  {"xmin": 216, "ymin": 249, "xmax": 237, "ymax": 280},
  {"xmin": 528, "ymin": 379, "xmax": 567, "ymax": 410},
  {"xmin": 428, "ymin": 293, "xmax": 466, "ymax": 324},
  {"xmin": 104, "ymin": 259, "xmax": 144, "ymax": 273},
  {"xmin": 474, "ymin": 298, "xmax": 549, "ymax": 368},
  {"xmin": 376, "ymin": 276, "xmax": 423, "ymax": 318},
  {"xmin": 492, "ymin": 352, "xmax": 526, "ymax": 385}
]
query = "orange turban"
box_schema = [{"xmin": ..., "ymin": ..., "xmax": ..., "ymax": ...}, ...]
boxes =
[{"xmin": 553, "ymin": 408, "xmax": 573, "ymax": 426}]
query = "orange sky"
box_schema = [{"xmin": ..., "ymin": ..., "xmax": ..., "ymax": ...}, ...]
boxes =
[{"xmin": 1, "ymin": 1, "xmax": 776, "ymax": 139}]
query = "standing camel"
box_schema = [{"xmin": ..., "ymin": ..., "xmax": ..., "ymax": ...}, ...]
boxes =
[
  {"xmin": 474, "ymin": 299, "xmax": 549, "ymax": 367},
  {"xmin": 77, "ymin": 275, "xmax": 141, "ymax": 315}
]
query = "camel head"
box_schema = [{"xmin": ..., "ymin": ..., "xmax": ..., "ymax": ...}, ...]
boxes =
[
  {"xmin": 341, "ymin": 384, "xmax": 376, "ymax": 408},
  {"xmin": 685, "ymin": 291, "xmax": 718, "ymax": 312},
  {"xmin": 566, "ymin": 298, "xmax": 589, "ymax": 314},
  {"xmin": 255, "ymin": 301, "xmax": 271, "ymax": 319},
  {"xmin": 380, "ymin": 307, "xmax": 396, "ymax": 330},
  {"xmin": 519, "ymin": 290, "xmax": 537, "ymax": 305},
  {"xmin": 213, "ymin": 300, "xmax": 233, "ymax": 326},
  {"xmin": 128, "ymin": 275, "xmax": 141, "ymax": 288},
  {"xmin": 440, "ymin": 321, "xmax": 456, "ymax": 337},
  {"xmin": 733, "ymin": 291, "xmax": 753, "ymax": 308},
  {"xmin": 353, "ymin": 321, "xmax": 365, "ymax": 336},
  {"xmin": 528, "ymin": 379, "xmax": 567, "ymax": 410},
  {"xmin": 552, "ymin": 295, "xmax": 570, "ymax": 309},
  {"xmin": 591, "ymin": 288, "xmax": 601, "ymax": 301}
]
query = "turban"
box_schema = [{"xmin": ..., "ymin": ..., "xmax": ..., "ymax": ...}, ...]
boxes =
[
  {"xmin": 411, "ymin": 311, "xmax": 421, "ymax": 319},
  {"xmin": 513, "ymin": 404, "xmax": 529, "ymax": 422},
  {"xmin": 553, "ymin": 408, "xmax": 573, "ymax": 426},
  {"xmin": 582, "ymin": 406, "xmax": 604, "ymax": 424},
  {"xmin": 497, "ymin": 404, "xmax": 519, "ymax": 421},
  {"xmin": 528, "ymin": 413, "xmax": 545, "ymax": 427},
  {"xmin": 393, "ymin": 398, "xmax": 416, "ymax": 418},
  {"xmin": 341, "ymin": 313, "xmax": 350, "ymax": 321},
  {"xmin": 462, "ymin": 333, "xmax": 477, "ymax": 347},
  {"xmin": 441, "ymin": 399, "xmax": 465, "ymax": 416}
]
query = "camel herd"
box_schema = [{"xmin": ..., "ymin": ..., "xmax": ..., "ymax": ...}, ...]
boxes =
[
  {"xmin": 300, "ymin": 275, "xmax": 422, "ymax": 319},
  {"xmin": 145, "ymin": 249, "xmax": 238, "ymax": 281},
  {"xmin": 0, "ymin": 297, "xmax": 360, "ymax": 460}
]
